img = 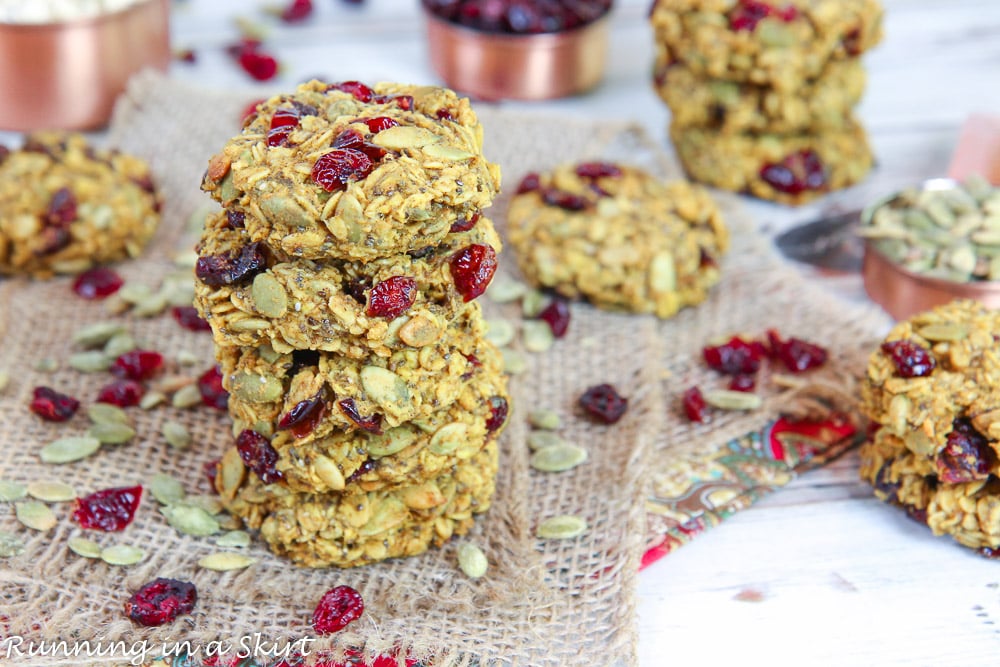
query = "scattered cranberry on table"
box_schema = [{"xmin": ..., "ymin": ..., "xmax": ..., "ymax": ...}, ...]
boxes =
[
  {"xmin": 73, "ymin": 485, "xmax": 143, "ymax": 532},
  {"xmin": 312, "ymin": 585, "xmax": 365, "ymax": 635},
  {"xmin": 29, "ymin": 386, "xmax": 80, "ymax": 422},
  {"xmin": 72, "ymin": 267, "xmax": 124, "ymax": 299},
  {"xmin": 422, "ymin": 0, "xmax": 612, "ymax": 34},
  {"xmin": 124, "ymin": 578, "xmax": 197, "ymax": 627},
  {"xmin": 579, "ymin": 383, "xmax": 628, "ymax": 424}
]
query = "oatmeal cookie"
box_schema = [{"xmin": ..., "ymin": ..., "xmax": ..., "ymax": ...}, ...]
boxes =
[
  {"xmin": 860, "ymin": 428, "xmax": 1000, "ymax": 552},
  {"xmin": 670, "ymin": 119, "xmax": 873, "ymax": 204},
  {"xmin": 649, "ymin": 0, "xmax": 883, "ymax": 92},
  {"xmin": 654, "ymin": 57, "xmax": 865, "ymax": 134},
  {"xmin": 201, "ymin": 80, "xmax": 501, "ymax": 261},
  {"xmin": 507, "ymin": 162, "xmax": 729, "ymax": 318},
  {"xmin": 860, "ymin": 300, "xmax": 1000, "ymax": 473},
  {"xmin": 222, "ymin": 303, "xmax": 503, "ymax": 441},
  {"xmin": 0, "ymin": 132, "xmax": 160, "ymax": 277},
  {"xmin": 194, "ymin": 209, "xmax": 501, "ymax": 358},
  {"xmin": 218, "ymin": 441, "xmax": 498, "ymax": 567}
]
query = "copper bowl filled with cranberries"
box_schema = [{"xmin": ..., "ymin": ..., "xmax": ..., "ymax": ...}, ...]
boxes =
[{"xmin": 422, "ymin": 0, "xmax": 611, "ymax": 100}]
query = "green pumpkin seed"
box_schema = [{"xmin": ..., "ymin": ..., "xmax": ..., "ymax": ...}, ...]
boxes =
[
  {"xmin": 358, "ymin": 497, "xmax": 407, "ymax": 537},
  {"xmin": 68, "ymin": 537, "xmax": 102, "ymax": 558},
  {"xmin": 252, "ymin": 273, "xmax": 288, "ymax": 318},
  {"xmin": 16, "ymin": 501, "xmax": 57, "ymax": 531},
  {"xmin": 100, "ymin": 544, "xmax": 146, "ymax": 566},
  {"xmin": 40, "ymin": 436, "xmax": 101, "ymax": 464},
  {"xmin": 103, "ymin": 332, "xmax": 137, "ymax": 358},
  {"xmin": 0, "ymin": 479, "xmax": 27, "ymax": 502},
  {"xmin": 522, "ymin": 320, "xmax": 555, "ymax": 353},
  {"xmin": 162, "ymin": 504, "xmax": 220, "ymax": 536},
  {"xmin": 756, "ymin": 19, "xmax": 795, "ymax": 46},
  {"xmin": 73, "ymin": 322, "xmax": 127, "ymax": 348},
  {"xmin": 133, "ymin": 293, "xmax": 168, "ymax": 318},
  {"xmin": 484, "ymin": 319, "xmax": 516, "ymax": 347},
  {"xmin": 231, "ymin": 372, "xmax": 283, "ymax": 403},
  {"xmin": 215, "ymin": 530, "xmax": 251, "ymax": 548},
  {"xmin": 260, "ymin": 194, "xmax": 310, "ymax": 227},
  {"xmin": 367, "ymin": 426, "xmax": 418, "ymax": 457},
  {"xmin": 182, "ymin": 495, "xmax": 224, "ymax": 515},
  {"xmin": 69, "ymin": 350, "xmax": 111, "ymax": 373},
  {"xmin": 149, "ymin": 473, "xmax": 186, "ymax": 505},
  {"xmin": 119, "ymin": 283, "xmax": 152, "ymax": 304},
  {"xmin": 26, "ymin": 480, "xmax": 76, "ymax": 502},
  {"xmin": 217, "ymin": 447, "xmax": 245, "ymax": 500},
  {"xmin": 486, "ymin": 276, "xmax": 527, "ymax": 303},
  {"xmin": 530, "ymin": 443, "xmax": 588, "ymax": 472},
  {"xmin": 502, "ymin": 348, "xmax": 527, "ymax": 375},
  {"xmin": 703, "ymin": 389, "xmax": 763, "ymax": 411},
  {"xmin": 0, "ymin": 531, "xmax": 25, "ymax": 557},
  {"xmin": 916, "ymin": 323, "xmax": 969, "ymax": 342},
  {"xmin": 198, "ymin": 552, "xmax": 256, "ymax": 571},
  {"xmin": 0, "ymin": 370, "xmax": 9, "ymax": 393},
  {"xmin": 422, "ymin": 143, "xmax": 474, "ymax": 161},
  {"xmin": 528, "ymin": 409, "xmax": 561, "ymax": 430},
  {"xmin": 312, "ymin": 455, "xmax": 346, "ymax": 490},
  {"xmin": 536, "ymin": 514, "xmax": 588, "ymax": 539},
  {"xmin": 398, "ymin": 315, "xmax": 442, "ymax": 347},
  {"xmin": 87, "ymin": 422, "xmax": 136, "ymax": 445},
  {"xmin": 527, "ymin": 431, "xmax": 564, "ymax": 450},
  {"xmin": 360, "ymin": 366, "xmax": 411, "ymax": 410},
  {"xmin": 457, "ymin": 542, "xmax": 488, "ymax": 578},
  {"xmin": 140, "ymin": 390, "xmax": 167, "ymax": 410},
  {"xmin": 171, "ymin": 384, "xmax": 202, "ymax": 408},
  {"xmin": 371, "ymin": 125, "xmax": 440, "ymax": 150},
  {"xmin": 174, "ymin": 250, "xmax": 199, "ymax": 268},
  {"xmin": 521, "ymin": 289, "xmax": 545, "ymax": 318},
  {"xmin": 176, "ymin": 350, "xmax": 200, "ymax": 366},
  {"xmin": 162, "ymin": 421, "xmax": 192, "ymax": 449},
  {"xmin": 231, "ymin": 318, "xmax": 271, "ymax": 332},
  {"xmin": 34, "ymin": 357, "xmax": 59, "ymax": 373},
  {"xmin": 88, "ymin": 402, "xmax": 131, "ymax": 426},
  {"xmin": 429, "ymin": 422, "xmax": 468, "ymax": 455}
]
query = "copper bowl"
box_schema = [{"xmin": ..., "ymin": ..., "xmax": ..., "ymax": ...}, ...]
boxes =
[
  {"xmin": 0, "ymin": 0, "xmax": 170, "ymax": 131},
  {"xmin": 424, "ymin": 10, "xmax": 609, "ymax": 101},
  {"xmin": 861, "ymin": 178, "xmax": 1000, "ymax": 320}
]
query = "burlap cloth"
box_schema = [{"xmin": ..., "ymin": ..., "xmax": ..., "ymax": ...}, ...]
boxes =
[{"xmin": 0, "ymin": 71, "xmax": 890, "ymax": 667}]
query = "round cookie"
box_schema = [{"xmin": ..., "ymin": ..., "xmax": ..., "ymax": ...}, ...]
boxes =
[
  {"xmin": 218, "ymin": 441, "xmax": 499, "ymax": 568},
  {"xmin": 202, "ymin": 80, "xmax": 501, "ymax": 262},
  {"xmin": 506, "ymin": 162, "xmax": 729, "ymax": 318},
  {"xmin": 649, "ymin": 0, "xmax": 883, "ymax": 92},
  {"xmin": 194, "ymin": 208, "xmax": 501, "ymax": 358},
  {"xmin": 860, "ymin": 428, "xmax": 1000, "ymax": 552},
  {"xmin": 222, "ymin": 303, "xmax": 503, "ymax": 442},
  {"xmin": 0, "ymin": 132, "xmax": 160, "ymax": 277},
  {"xmin": 670, "ymin": 119, "xmax": 873, "ymax": 204},
  {"xmin": 654, "ymin": 57, "xmax": 866, "ymax": 134},
  {"xmin": 860, "ymin": 299, "xmax": 1000, "ymax": 478}
]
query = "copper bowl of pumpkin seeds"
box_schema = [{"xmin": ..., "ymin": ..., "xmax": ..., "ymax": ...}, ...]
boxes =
[{"xmin": 860, "ymin": 175, "xmax": 1000, "ymax": 320}]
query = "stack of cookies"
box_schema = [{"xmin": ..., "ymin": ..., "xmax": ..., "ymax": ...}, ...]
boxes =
[
  {"xmin": 194, "ymin": 80, "xmax": 509, "ymax": 567},
  {"xmin": 649, "ymin": 0, "xmax": 884, "ymax": 204},
  {"xmin": 859, "ymin": 300, "xmax": 1000, "ymax": 554}
]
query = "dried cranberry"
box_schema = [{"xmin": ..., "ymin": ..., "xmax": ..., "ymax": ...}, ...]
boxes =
[
  {"xmin": 196, "ymin": 242, "xmax": 267, "ymax": 287},
  {"xmin": 311, "ymin": 149, "xmax": 373, "ymax": 192},
  {"xmin": 702, "ymin": 336, "xmax": 764, "ymax": 375},
  {"xmin": 278, "ymin": 390, "xmax": 327, "ymax": 438},
  {"xmin": 125, "ymin": 578, "xmax": 197, "ymax": 627},
  {"xmin": 728, "ymin": 0, "xmax": 797, "ymax": 31},
  {"xmin": 537, "ymin": 299, "xmax": 570, "ymax": 338},
  {"xmin": 72, "ymin": 485, "xmax": 143, "ymax": 531},
  {"xmin": 937, "ymin": 418, "xmax": 995, "ymax": 484},
  {"xmin": 346, "ymin": 458, "xmax": 377, "ymax": 483},
  {"xmin": 728, "ymin": 374, "xmax": 756, "ymax": 392},
  {"xmin": 46, "ymin": 187, "xmax": 78, "ymax": 226},
  {"xmin": 312, "ymin": 585, "xmax": 365, "ymax": 635},
  {"xmin": 338, "ymin": 398, "xmax": 383, "ymax": 434},
  {"xmin": 72, "ymin": 267, "xmax": 124, "ymax": 299},
  {"xmin": 111, "ymin": 350, "xmax": 164, "ymax": 381},
  {"xmin": 881, "ymin": 339, "xmax": 936, "ymax": 378},
  {"xmin": 542, "ymin": 189, "xmax": 588, "ymax": 211},
  {"xmin": 842, "ymin": 27, "xmax": 862, "ymax": 56},
  {"xmin": 280, "ymin": 0, "xmax": 313, "ymax": 22},
  {"xmin": 579, "ymin": 383, "xmax": 628, "ymax": 424},
  {"xmin": 359, "ymin": 116, "xmax": 399, "ymax": 133},
  {"xmin": 328, "ymin": 81, "xmax": 374, "ymax": 102},
  {"xmin": 682, "ymin": 386, "xmax": 707, "ymax": 422},
  {"xmin": 198, "ymin": 365, "xmax": 229, "ymax": 410},
  {"xmin": 175, "ymin": 48, "xmax": 197, "ymax": 63},
  {"xmin": 226, "ymin": 209, "xmax": 246, "ymax": 229},
  {"xmin": 204, "ymin": 459, "xmax": 219, "ymax": 490},
  {"xmin": 574, "ymin": 162, "xmax": 621, "ymax": 179},
  {"xmin": 449, "ymin": 244, "xmax": 497, "ymax": 301},
  {"xmin": 172, "ymin": 306, "xmax": 211, "ymax": 332},
  {"xmin": 238, "ymin": 49, "xmax": 279, "ymax": 81},
  {"xmin": 485, "ymin": 395, "xmax": 508, "ymax": 433},
  {"xmin": 768, "ymin": 331, "xmax": 828, "ymax": 373},
  {"xmin": 759, "ymin": 149, "xmax": 827, "ymax": 196},
  {"xmin": 36, "ymin": 227, "xmax": 71, "ymax": 255},
  {"xmin": 30, "ymin": 386, "xmax": 80, "ymax": 422},
  {"xmin": 236, "ymin": 429, "xmax": 284, "ymax": 484},
  {"xmin": 366, "ymin": 276, "xmax": 417, "ymax": 319},
  {"xmin": 268, "ymin": 107, "xmax": 301, "ymax": 147},
  {"xmin": 241, "ymin": 98, "xmax": 265, "ymax": 124},
  {"xmin": 436, "ymin": 108, "xmax": 455, "ymax": 120},
  {"xmin": 373, "ymin": 94, "xmax": 413, "ymax": 110},
  {"xmin": 97, "ymin": 380, "xmax": 144, "ymax": 407},
  {"xmin": 517, "ymin": 172, "xmax": 540, "ymax": 194},
  {"xmin": 450, "ymin": 211, "xmax": 481, "ymax": 233},
  {"xmin": 333, "ymin": 128, "xmax": 387, "ymax": 163}
]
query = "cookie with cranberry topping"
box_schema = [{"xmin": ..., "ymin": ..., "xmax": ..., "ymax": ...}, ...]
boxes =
[
  {"xmin": 506, "ymin": 162, "xmax": 729, "ymax": 318},
  {"xmin": 217, "ymin": 440, "xmax": 498, "ymax": 568},
  {"xmin": 860, "ymin": 299, "xmax": 1000, "ymax": 466},
  {"xmin": 860, "ymin": 427, "xmax": 1000, "ymax": 553},
  {"xmin": 654, "ymin": 56, "xmax": 865, "ymax": 134},
  {"xmin": 202, "ymin": 80, "xmax": 501, "ymax": 262},
  {"xmin": 670, "ymin": 119, "xmax": 872, "ymax": 204},
  {"xmin": 0, "ymin": 132, "xmax": 160, "ymax": 278},
  {"xmin": 650, "ymin": 0, "xmax": 883, "ymax": 92},
  {"xmin": 193, "ymin": 209, "xmax": 501, "ymax": 358}
]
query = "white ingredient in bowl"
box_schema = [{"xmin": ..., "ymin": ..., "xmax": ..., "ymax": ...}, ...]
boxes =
[{"xmin": 0, "ymin": 0, "xmax": 145, "ymax": 24}]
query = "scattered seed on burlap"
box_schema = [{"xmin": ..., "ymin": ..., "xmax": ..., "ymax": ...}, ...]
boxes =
[
  {"xmin": 162, "ymin": 504, "xmax": 220, "ymax": 536},
  {"xmin": 530, "ymin": 443, "xmax": 588, "ymax": 472},
  {"xmin": 34, "ymin": 358, "xmax": 59, "ymax": 373},
  {"xmin": 68, "ymin": 536, "xmax": 102, "ymax": 559},
  {"xmin": 88, "ymin": 402, "xmax": 131, "ymax": 426},
  {"xmin": 183, "ymin": 495, "xmax": 224, "ymax": 515},
  {"xmin": 176, "ymin": 350, "xmax": 200, "ymax": 366},
  {"xmin": 522, "ymin": 320, "xmax": 555, "ymax": 353},
  {"xmin": 16, "ymin": 501, "xmax": 57, "ymax": 531},
  {"xmin": 0, "ymin": 531, "xmax": 25, "ymax": 558},
  {"xmin": 140, "ymin": 390, "xmax": 167, "ymax": 410},
  {"xmin": 26, "ymin": 480, "xmax": 76, "ymax": 502},
  {"xmin": 39, "ymin": 436, "xmax": 101, "ymax": 464},
  {"xmin": 172, "ymin": 384, "xmax": 202, "ymax": 409},
  {"xmin": 174, "ymin": 250, "xmax": 199, "ymax": 268},
  {"xmin": 502, "ymin": 348, "xmax": 527, "ymax": 375},
  {"xmin": 521, "ymin": 289, "xmax": 545, "ymax": 318},
  {"xmin": 149, "ymin": 473, "xmax": 186, "ymax": 505},
  {"xmin": 703, "ymin": 389, "xmax": 763, "ymax": 411},
  {"xmin": 0, "ymin": 479, "xmax": 27, "ymax": 502},
  {"xmin": 69, "ymin": 351, "xmax": 112, "ymax": 373},
  {"xmin": 198, "ymin": 552, "xmax": 256, "ymax": 571},
  {"xmin": 104, "ymin": 332, "xmax": 138, "ymax": 358},
  {"xmin": 100, "ymin": 544, "xmax": 146, "ymax": 566},
  {"xmin": 536, "ymin": 515, "xmax": 588, "ymax": 539},
  {"xmin": 73, "ymin": 322, "xmax": 126, "ymax": 348},
  {"xmin": 528, "ymin": 409, "xmax": 561, "ymax": 430},
  {"xmin": 457, "ymin": 542, "xmax": 488, "ymax": 578},
  {"xmin": 485, "ymin": 319, "xmax": 516, "ymax": 347},
  {"xmin": 0, "ymin": 370, "xmax": 9, "ymax": 394},
  {"xmin": 87, "ymin": 422, "xmax": 136, "ymax": 445},
  {"xmin": 527, "ymin": 431, "xmax": 564, "ymax": 451},
  {"xmin": 162, "ymin": 421, "xmax": 192, "ymax": 449},
  {"xmin": 215, "ymin": 530, "xmax": 251, "ymax": 548},
  {"xmin": 487, "ymin": 276, "xmax": 528, "ymax": 303}
]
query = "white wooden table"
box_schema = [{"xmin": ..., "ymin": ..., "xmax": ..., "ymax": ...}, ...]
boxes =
[{"xmin": 92, "ymin": 0, "xmax": 1000, "ymax": 663}]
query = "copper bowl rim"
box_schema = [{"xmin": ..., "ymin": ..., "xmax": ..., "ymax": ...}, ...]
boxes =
[
  {"xmin": 421, "ymin": 7, "xmax": 612, "ymax": 43},
  {"xmin": 861, "ymin": 177, "xmax": 1000, "ymax": 295},
  {"xmin": 0, "ymin": 0, "xmax": 159, "ymax": 30}
]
